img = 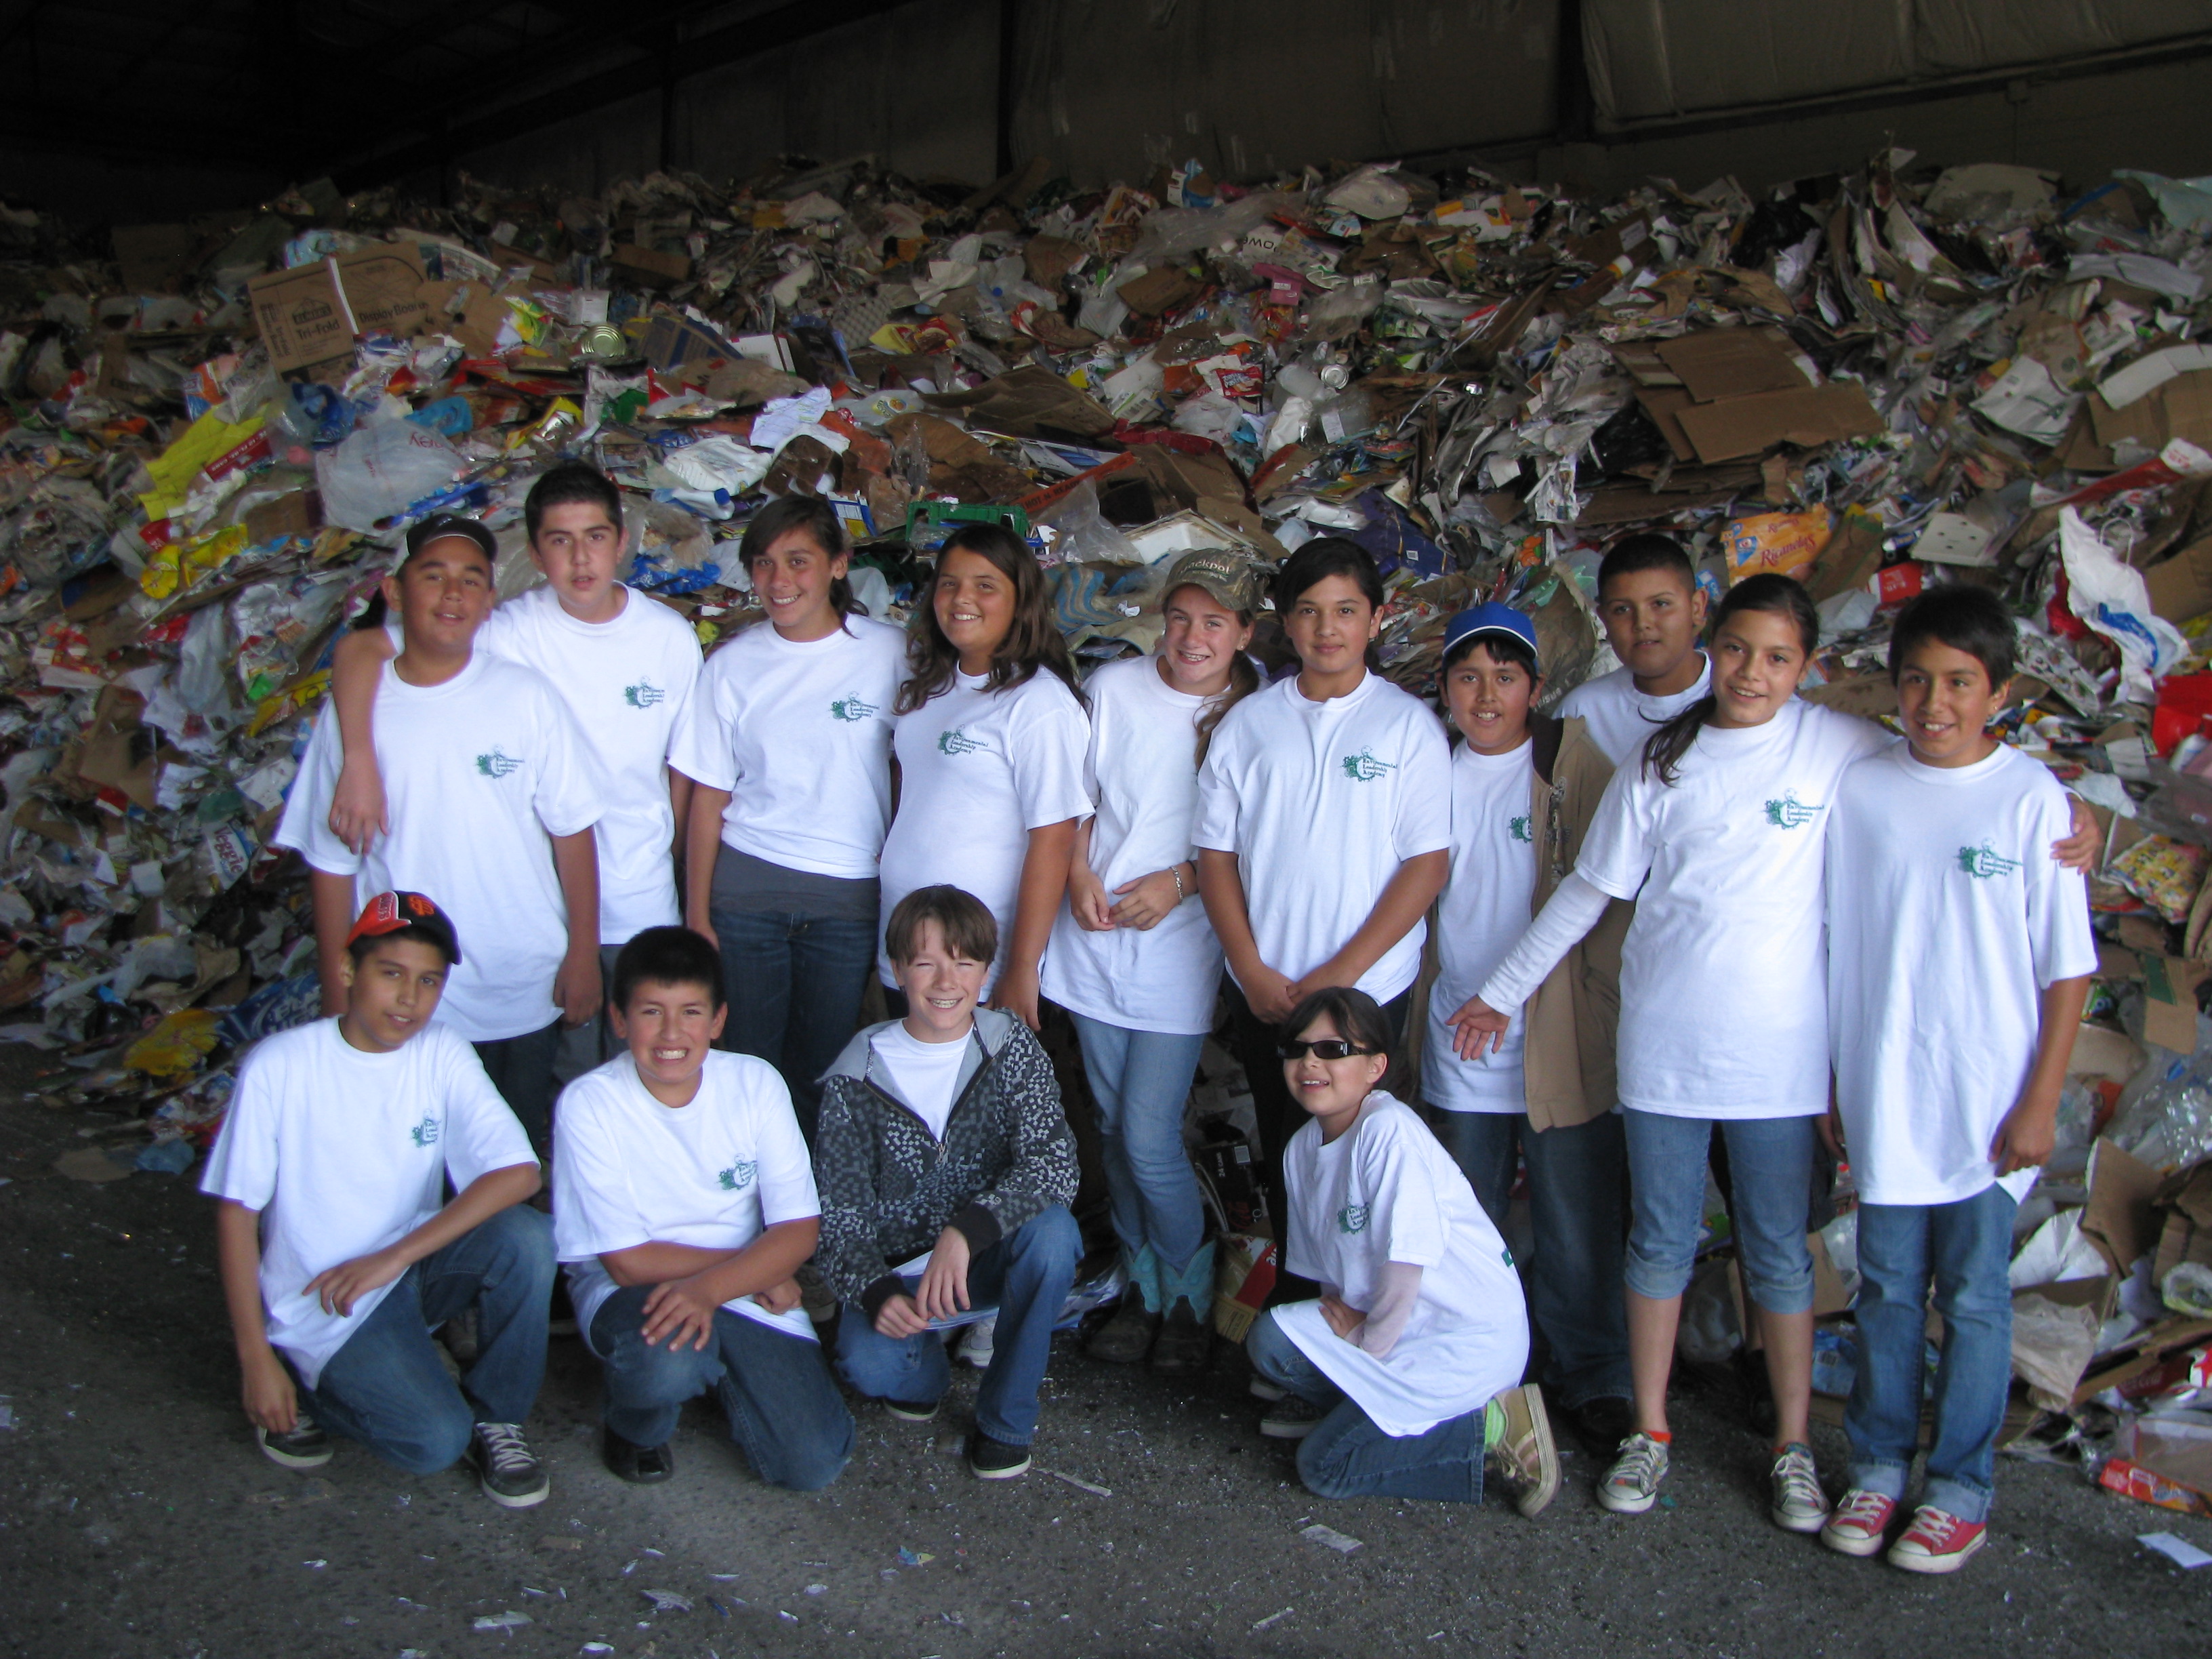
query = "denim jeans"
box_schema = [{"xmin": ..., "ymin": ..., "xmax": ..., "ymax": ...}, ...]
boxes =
[
  {"xmin": 474, "ymin": 1019, "xmax": 565, "ymax": 1164},
  {"xmin": 552, "ymin": 943, "xmax": 625, "ymax": 1090},
  {"xmin": 834, "ymin": 1205, "xmax": 1080, "ymax": 1446},
  {"xmin": 1846, "ymin": 1185, "xmax": 2017, "ymax": 1523},
  {"xmin": 300, "ymin": 1206, "xmax": 554, "ymax": 1475},
  {"xmin": 1246, "ymin": 1308, "xmax": 1486, "ymax": 1503},
  {"xmin": 712, "ymin": 905, "xmax": 878, "ymax": 1147},
  {"xmin": 1622, "ymin": 1110, "xmax": 1816, "ymax": 1313},
  {"xmin": 587, "ymin": 1285, "xmax": 853, "ymax": 1491},
  {"xmin": 1067, "ymin": 1013, "xmax": 1206, "ymax": 1270},
  {"xmin": 1429, "ymin": 1107, "xmax": 1631, "ymax": 1408}
]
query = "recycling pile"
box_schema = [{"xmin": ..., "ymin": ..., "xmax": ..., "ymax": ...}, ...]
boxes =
[{"xmin": 6, "ymin": 146, "xmax": 2212, "ymax": 1490}]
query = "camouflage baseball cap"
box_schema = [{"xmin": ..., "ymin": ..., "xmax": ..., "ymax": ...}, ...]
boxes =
[{"xmin": 1160, "ymin": 547, "xmax": 1263, "ymax": 614}]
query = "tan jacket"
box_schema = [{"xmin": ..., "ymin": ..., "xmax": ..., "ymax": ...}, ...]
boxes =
[{"xmin": 1408, "ymin": 713, "xmax": 1629, "ymax": 1131}]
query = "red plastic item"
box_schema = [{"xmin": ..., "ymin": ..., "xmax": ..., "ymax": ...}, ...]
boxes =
[
  {"xmin": 1873, "ymin": 561, "xmax": 1926, "ymax": 609},
  {"xmin": 2152, "ymin": 674, "xmax": 2212, "ymax": 756}
]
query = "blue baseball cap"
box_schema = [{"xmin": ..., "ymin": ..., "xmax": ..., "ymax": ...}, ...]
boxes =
[{"xmin": 1441, "ymin": 602, "xmax": 1540, "ymax": 670}]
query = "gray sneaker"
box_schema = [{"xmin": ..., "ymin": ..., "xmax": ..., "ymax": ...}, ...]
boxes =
[
  {"xmin": 467, "ymin": 1422, "xmax": 548, "ymax": 1508},
  {"xmin": 1597, "ymin": 1431, "xmax": 1669, "ymax": 1514},
  {"xmin": 1259, "ymin": 1395, "xmax": 1330, "ymax": 1439},
  {"xmin": 1769, "ymin": 1441, "xmax": 1830, "ymax": 1534}
]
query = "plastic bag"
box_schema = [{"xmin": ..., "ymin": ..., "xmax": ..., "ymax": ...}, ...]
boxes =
[
  {"xmin": 314, "ymin": 419, "xmax": 466, "ymax": 532},
  {"xmin": 2060, "ymin": 506, "xmax": 2190, "ymax": 701}
]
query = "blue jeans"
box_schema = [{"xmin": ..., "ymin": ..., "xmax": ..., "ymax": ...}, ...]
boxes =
[
  {"xmin": 712, "ymin": 906, "xmax": 878, "ymax": 1147},
  {"xmin": 1067, "ymin": 1013, "xmax": 1206, "ymax": 1270},
  {"xmin": 553, "ymin": 943, "xmax": 625, "ymax": 1090},
  {"xmin": 1622, "ymin": 1110, "xmax": 1816, "ymax": 1313},
  {"xmin": 474, "ymin": 1021, "xmax": 565, "ymax": 1164},
  {"xmin": 1846, "ymin": 1185, "xmax": 2017, "ymax": 1523},
  {"xmin": 1247, "ymin": 1309, "xmax": 1486, "ymax": 1503},
  {"xmin": 301, "ymin": 1206, "xmax": 554, "ymax": 1475},
  {"xmin": 834, "ymin": 1205, "xmax": 1080, "ymax": 1446},
  {"xmin": 1429, "ymin": 1108, "xmax": 1631, "ymax": 1408},
  {"xmin": 588, "ymin": 1284, "xmax": 853, "ymax": 1492}
]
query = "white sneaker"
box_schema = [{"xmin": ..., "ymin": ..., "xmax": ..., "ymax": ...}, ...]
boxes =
[
  {"xmin": 1597, "ymin": 1431, "xmax": 1670, "ymax": 1514},
  {"xmin": 956, "ymin": 1315, "xmax": 996, "ymax": 1368},
  {"xmin": 1769, "ymin": 1441, "xmax": 1831, "ymax": 1534}
]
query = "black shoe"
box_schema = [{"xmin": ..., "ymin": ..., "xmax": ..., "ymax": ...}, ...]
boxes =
[
  {"xmin": 966, "ymin": 1430, "xmax": 1031, "ymax": 1480},
  {"xmin": 467, "ymin": 1421, "xmax": 550, "ymax": 1507},
  {"xmin": 1148, "ymin": 1303, "xmax": 1211, "ymax": 1376},
  {"xmin": 256, "ymin": 1413, "xmax": 333, "ymax": 1469},
  {"xmin": 602, "ymin": 1426, "xmax": 675, "ymax": 1485},
  {"xmin": 1085, "ymin": 1298, "xmax": 1160, "ymax": 1365},
  {"xmin": 1563, "ymin": 1395, "xmax": 1637, "ymax": 1456}
]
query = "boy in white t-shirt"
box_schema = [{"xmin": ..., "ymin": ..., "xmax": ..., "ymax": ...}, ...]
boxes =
[
  {"xmin": 201, "ymin": 891, "xmax": 555, "ymax": 1507},
  {"xmin": 1820, "ymin": 587, "xmax": 2095, "ymax": 1575},
  {"xmin": 553, "ymin": 926, "xmax": 852, "ymax": 1490},
  {"xmin": 322, "ymin": 464, "xmax": 703, "ymax": 1080},
  {"xmin": 276, "ymin": 512, "xmax": 609, "ymax": 1158},
  {"xmin": 1557, "ymin": 533, "xmax": 1711, "ymax": 769}
]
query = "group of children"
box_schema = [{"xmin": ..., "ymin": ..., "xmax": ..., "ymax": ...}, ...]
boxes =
[{"xmin": 201, "ymin": 462, "xmax": 2100, "ymax": 1572}]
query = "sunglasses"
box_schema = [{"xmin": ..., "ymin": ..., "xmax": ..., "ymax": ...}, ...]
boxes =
[{"xmin": 1277, "ymin": 1039, "xmax": 1378, "ymax": 1061}]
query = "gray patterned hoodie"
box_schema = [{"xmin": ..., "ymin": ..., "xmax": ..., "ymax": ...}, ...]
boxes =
[{"xmin": 812, "ymin": 1008, "xmax": 1079, "ymax": 1319}]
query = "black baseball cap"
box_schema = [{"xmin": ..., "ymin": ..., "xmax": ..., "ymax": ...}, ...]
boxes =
[
  {"xmin": 346, "ymin": 890, "xmax": 463, "ymax": 964},
  {"xmin": 402, "ymin": 512, "xmax": 497, "ymax": 568}
]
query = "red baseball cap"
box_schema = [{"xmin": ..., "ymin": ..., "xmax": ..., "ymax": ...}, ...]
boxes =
[{"xmin": 345, "ymin": 890, "xmax": 463, "ymax": 964}]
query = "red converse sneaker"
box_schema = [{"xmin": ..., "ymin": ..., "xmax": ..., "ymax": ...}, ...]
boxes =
[
  {"xmin": 1820, "ymin": 1488, "xmax": 1899, "ymax": 1557},
  {"xmin": 1887, "ymin": 1505, "xmax": 1986, "ymax": 1574}
]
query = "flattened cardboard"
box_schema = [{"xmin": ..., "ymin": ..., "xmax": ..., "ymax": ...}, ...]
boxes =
[
  {"xmin": 1675, "ymin": 382, "xmax": 1884, "ymax": 464},
  {"xmin": 2144, "ymin": 954, "xmax": 2210, "ymax": 1052},
  {"xmin": 248, "ymin": 245, "xmax": 431, "ymax": 373},
  {"xmin": 1652, "ymin": 327, "xmax": 1810, "ymax": 401},
  {"xmin": 2083, "ymin": 1136, "xmax": 2167, "ymax": 1276},
  {"xmin": 1631, "ymin": 384, "xmax": 1698, "ymax": 461},
  {"xmin": 610, "ymin": 244, "xmax": 690, "ymax": 286}
]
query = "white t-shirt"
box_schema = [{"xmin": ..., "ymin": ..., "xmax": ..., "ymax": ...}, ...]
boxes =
[
  {"xmin": 199, "ymin": 1019, "xmax": 535, "ymax": 1388},
  {"xmin": 876, "ymin": 668, "xmax": 1092, "ymax": 991},
  {"xmin": 471, "ymin": 586, "xmax": 702, "ymax": 945},
  {"xmin": 1828, "ymin": 743, "xmax": 2097, "ymax": 1206},
  {"xmin": 1558, "ymin": 656, "xmax": 1712, "ymax": 770},
  {"xmin": 277, "ymin": 652, "xmax": 608, "ymax": 1042},
  {"xmin": 1574, "ymin": 697, "xmax": 1889, "ymax": 1120},
  {"xmin": 1423, "ymin": 741, "xmax": 1538, "ymax": 1112},
  {"xmin": 1193, "ymin": 672, "xmax": 1453, "ymax": 1004},
  {"xmin": 1041, "ymin": 655, "xmax": 1231, "ymax": 1036},
  {"xmin": 667, "ymin": 615, "xmax": 906, "ymax": 880},
  {"xmin": 552, "ymin": 1051, "xmax": 821, "ymax": 1345},
  {"xmin": 867, "ymin": 1021, "xmax": 971, "ymax": 1140},
  {"xmin": 1274, "ymin": 1092, "xmax": 1528, "ymax": 1437}
]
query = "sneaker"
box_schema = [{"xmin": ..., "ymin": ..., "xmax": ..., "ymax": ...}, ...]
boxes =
[
  {"xmin": 256, "ymin": 1413, "xmax": 332, "ymax": 1470},
  {"xmin": 1259, "ymin": 1395, "xmax": 1330, "ymax": 1439},
  {"xmin": 1821, "ymin": 1488, "xmax": 1899, "ymax": 1557},
  {"xmin": 1769, "ymin": 1441, "xmax": 1830, "ymax": 1534},
  {"xmin": 1248, "ymin": 1375, "xmax": 1287, "ymax": 1404},
  {"xmin": 882, "ymin": 1396, "xmax": 941, "ymax": 1424},
  {"xmin": 1887, "ymin": 1505, "xmax": 1986, "ymax": 1574},
  {"xmin": 1483, "ymin": 1385, "xmax": 1560, "ymax": 1518},
  {"xmin": 966, "ymin": 1430, "xmax": 1031, "ymax": 1480},
  {"xmin": 956, "ymin": 1315, "xmax": 997, "ymax": 1369},
  {"xmin": 467, "ymin": 1421, "xmax": 550, "ymax": 1509},
  {"xmin": 1086, "ymin": 1297, "xmax": 1160, "ymax": 1364},
  {"xmin": 1148, "ymin": 1303, "xmax": 1212, "ymax": 1376},
  {"xmin": 1597, "ymin": 1431, "xmax": 1670, "ymax": 1514},
  {"xmin": 601, "ymin": 1427, "xmax": 674, "ymax": 1485}
]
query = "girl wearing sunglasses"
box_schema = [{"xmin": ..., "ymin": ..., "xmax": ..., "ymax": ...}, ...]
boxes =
[{"xmin": 1240, "ymin": 987, "xmax": 1557, "ymax": 1517}]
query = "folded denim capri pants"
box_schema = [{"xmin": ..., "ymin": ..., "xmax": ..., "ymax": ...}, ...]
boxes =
[{"xmin": 1620, "ymin": 1109, "xmax": 1818, "ymax": 1315}]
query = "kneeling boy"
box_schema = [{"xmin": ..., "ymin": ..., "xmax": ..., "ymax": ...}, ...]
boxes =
[
  {"xmin": 201, "ymin": 891, "xmax": 554, "ymax": 1506},
  {"xmin": 1822, "ymin": 586, "xmax": 2095, "ymax": 1573},
  {"xmin": 815, "ymin": 885, "xmax": 1081, "ymax": 1480},
  {"xmin": 553, "ymin": 926, "xmax": 852, "ymax": 1490}
]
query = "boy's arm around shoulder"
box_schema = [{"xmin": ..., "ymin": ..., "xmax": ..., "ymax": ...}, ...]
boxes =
[
  {"xmin": 945, "ymin": 1020, "xmax": 1079, "ymax": 1256},
  {"xmin": 326, "ymin": 623, "xmax": 397, "ymax": 856}
]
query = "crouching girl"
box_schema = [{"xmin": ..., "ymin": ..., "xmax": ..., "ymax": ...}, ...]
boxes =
[{"xmin": 1244, "ymin": 987, "xmax": 1557, "ymax": 1515}]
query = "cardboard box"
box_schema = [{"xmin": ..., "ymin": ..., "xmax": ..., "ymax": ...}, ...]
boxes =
[
  {"xmin": 247, "ymin": 245, "xmax": 431, "ymax": 373},
  {"xmin": 610, "ymin": 243, "xmax": 691, "ymax": 287},
  {"xmin": 1675, "ymin": 383, "xmax": 1885, "ymax": 464},
  {"xmin": 2143, "ymin": 954, "xmax": 2209, "ymax": 1052},
  {"xmin": 1653, "ymin": 327, "xmax": 1811, "ymax": 401},
  {"xmin": 2146, "ymin": 535, "xmax": 2212, "ymax": 623}
]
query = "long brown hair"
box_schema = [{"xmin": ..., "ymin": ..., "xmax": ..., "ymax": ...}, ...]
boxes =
[
  {"xmin": 1161, "ymin": 581, "xmax": 1261, "ymax": 767},
  {"xmin": 895, "ymin": 523, "xmax": 1083, "ymax": 714},
  {"xmin": 1640, "ymin": 572, "xmax": 1819, "ymax": 786}
]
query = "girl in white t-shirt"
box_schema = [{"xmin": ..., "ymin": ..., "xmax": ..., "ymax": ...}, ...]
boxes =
[
  {"xmin": 670, "ymin": 497, "xmax": 904, "ymax": 1143},
  {"xmin": 1194, "ymin": 537, "xmax": 1452, "ymax": 1277},
  {"xmin": 1042, "ymin": 550, "xmax": 1262, "ymax": 1374},
  {"xmin": 1242, "ymin": 987, "xmax": 1556, "ymax": 1514},
  {"xmin": 878, "ymin": 523, "xmax": 1090, "ymax": 1031}
]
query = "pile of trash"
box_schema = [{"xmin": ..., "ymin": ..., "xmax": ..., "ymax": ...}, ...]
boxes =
[{"xmin": 7, "ymin": 148, "xmax": 2212, "ymax": 1490}]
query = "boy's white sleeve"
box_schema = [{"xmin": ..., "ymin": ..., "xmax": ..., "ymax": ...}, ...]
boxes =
[
  {"xmin": 750, "ymin": 1069, "xmax": 823, "ymax": 1227},
  {"xmin": 270, "ymin": 715, "xmax": 361, "ymax": 876},
  {"xmin": 198, "ymin": 1054, "xmax": 281, "ymax": 1210},
  {"xmin": 1191, "ymin": 729, "xmax": 1240, "ymax": 854},
  {"xmin": 550, "ymin": 1088, "xmax": 650, "ymax": 1263},
  {"xmin": 1477, "ymin": 873, "xmax": 1612, "ymax": 1012},
  {"xmin": 2026, "ymin": 783, "xmax": 2100, "ymax": 987},
  {"xmin": 664, "ymin": 662, "xmax": 737, "ymax": 792},
  {"xmin": 438, "ymin": 1031, "xmax": 537, "ymax": 1190},
  {"xmin": 529, "ymin": 679, "xmax": 610, "ymax": 838},
  {"xmin": 1391, "ymin": 712, "xmax": 1454, "ymax": 860},
  {"xmin": 1008, "ymin": 682, "xmax": 1092, "ymax": 830}
]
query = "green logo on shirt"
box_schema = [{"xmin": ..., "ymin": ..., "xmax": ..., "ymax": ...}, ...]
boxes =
[
  {"xmin": 1501, "ymin": 1245, "xmax": 1515, "ymax": 1269},
  {"xmin": 1957, "ymin": 842, "xmax": 2022, "ymax": 880},
  {"xmin": 938, "ymin": 728, "xmax": 987, "ymax": 756},
  {"xmin": 409, "ymin": 1114, "xmax": 439, "ymax": 1148},
  {"xmin": 1509, "ymin": 815, "xmax": 1534, "ymax": 843},
  {"xmin": 1340, "ymin": 749, "xmax": 1397, "ymax": 783},
  {"xmin": 717, "ymin": 1160, "xmax": 756, "ymax": 1192},
  {"xmin": 624, "ymin": 680, "xmax": 665, "ymax": 708},
  {"xmin": 475, "ymin": 747, "xmax": 523, "ymax": 779},
  {"xmin": 1764, "ymin": 791, "xmax": 1820, "ymax": 828},
  {"xmin": 1337, "ymin": 1201, "xmax": 1372, "ymax": 1234},
  {"xmin": 831, "ymin": 695, "xmax": 880, "ymax": 723}
]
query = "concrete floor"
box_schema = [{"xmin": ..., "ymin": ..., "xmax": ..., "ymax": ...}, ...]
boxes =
[{"xmin": 3, "ymin": 1082, "xmax": 2209, "ymax": 1659}]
